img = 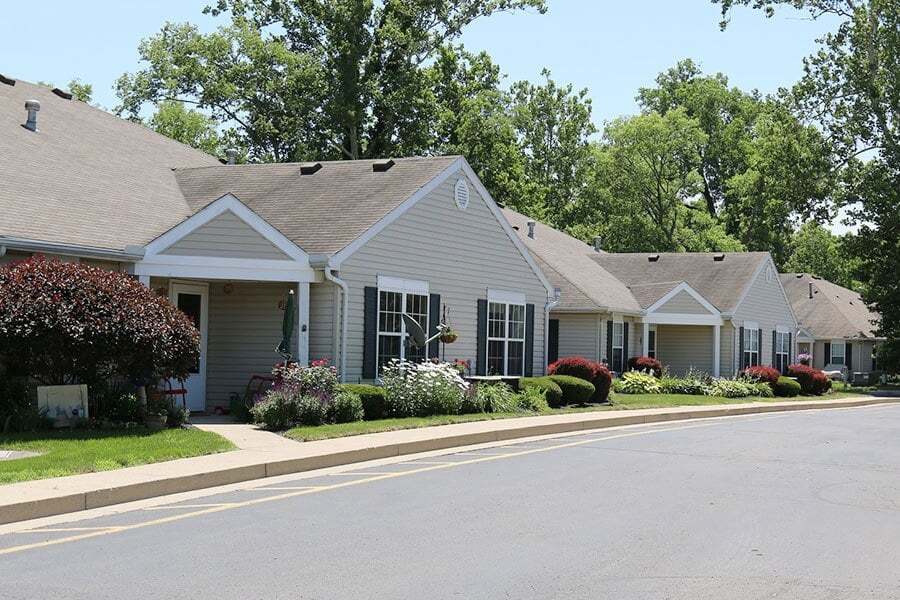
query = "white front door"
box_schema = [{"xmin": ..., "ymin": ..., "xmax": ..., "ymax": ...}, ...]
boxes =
[{"xmin": 169, "ymin": 282, "xmax": 209, "ymax": 412}]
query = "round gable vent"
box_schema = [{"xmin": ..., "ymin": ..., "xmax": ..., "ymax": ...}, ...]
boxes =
[{"xmin": 454, "ymin": 178, "xmax": 469, "ymax": 210}]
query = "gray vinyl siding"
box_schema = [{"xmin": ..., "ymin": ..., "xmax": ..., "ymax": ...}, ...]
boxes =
[
  {"xmin": 720, "ymin": 322, "xmax": 735, "ymax": 378},
  {"xmin": 162, "ymin": 211, "xmax": 290, "ymax": 260},
  {"xmin": 598, "ymin": 315, "xmax": 640, "ymax": 364},
  {"xmin": 655, "ymin": 290, "xmax": 709, "ymax": 314},
  {"xmin": 309, "ymin": 281, "xmax": 339, "ymax": 364},
  {"xmin": 732, "ymin": 263, "xmax": 797, "ymax": 369},
  {"xmin": 206, "ymin": 281, "xmax": 297, "ymax": 410},
  {"xmin": 554, "ymin": 313, "xmax": 601, "ymax": 361},
  {"xmin": 338, "ymin": 171, "xmax": 549, "ymax": 382},
  {"xmin": 656, "ymin": 325, "xmax": 715, "ymax": 376},
  {"xmin": 813, "ymin": 339, "xmax": 878, "ymax": 372}
]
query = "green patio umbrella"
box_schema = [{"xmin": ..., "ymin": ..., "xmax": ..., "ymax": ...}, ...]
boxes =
[{"xmin": 276, "ymin": 289, "xmax": 295, "ymax": 361}]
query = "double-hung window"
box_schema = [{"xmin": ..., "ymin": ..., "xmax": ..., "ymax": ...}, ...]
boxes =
[
  {"xmin": 612, "ymin": 321, "xmax": 625, "ymax": 372},
  {"xmin": 487, "ymin": 290, "xmax": 526, "ymax": 376},
  {"xmin": 829, "ymin": 341, "xmax": 846, "ymax": 366},
  {"xmin": 376, "ymin": 277, "xmax": 429, "ymax": 375},
  {"xmin": 647, "ymin": 326, "xmax": 657, "ymax": 360},
  {"xmin": 775, "ymin": 330, "xmax": 790, "ymax": 374},
  {"xmin": 743, "ymin": 324, "xmax": 759, "ymax": 367}
]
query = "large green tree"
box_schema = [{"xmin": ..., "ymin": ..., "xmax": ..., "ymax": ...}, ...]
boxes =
[
  {"xmin": 716, "ymin": 0, "xmax": 900, "ymax": 369},
  {"xmin": 149, "ymin": 101, "xmax": 223, "ymax": 156},
  {"xmin": 785, "ymin": 221, "xmax": 857, "ymax": 289},
  {"xmin": 117, "ymin": 0, "xmax": 545, "ymax": 163}
]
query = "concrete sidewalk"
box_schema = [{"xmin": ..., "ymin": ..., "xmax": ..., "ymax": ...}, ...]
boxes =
[{"xmin": 0, "ymin": 396, "xmax": 894, "ymax": 525}]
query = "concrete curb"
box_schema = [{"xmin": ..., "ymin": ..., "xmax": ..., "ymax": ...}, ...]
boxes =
[{"xmin": 2, "ymin": 396, "xmax": 896, "ymax": 524}]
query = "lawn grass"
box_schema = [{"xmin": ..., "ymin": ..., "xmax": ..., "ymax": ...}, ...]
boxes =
[
  {"xmin": 284, "ymin": 388, "xmax": 872, "ymax": 442},
  {"xmin": 0, "ymin": 428, "xmax": 235, "ymax": 484}
]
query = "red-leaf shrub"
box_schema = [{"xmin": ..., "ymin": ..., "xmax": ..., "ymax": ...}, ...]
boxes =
[
  {"xmin": 627, "ymin": 355, "xmax": 663, "ymax": 377},
  {"xmin": 788, "ymin": 364, "xmax": 832, "ymax": 396},
  {"xmin": 0, "ymin": 256, "xmax": 199, "ymax": 386},
  {"xmin": 547, "ymin": 356, "xmax": 612, "ymax": 403},
  {"xmin": 743, "ymin": 365, "xmax": 780, "ymax": 385}
]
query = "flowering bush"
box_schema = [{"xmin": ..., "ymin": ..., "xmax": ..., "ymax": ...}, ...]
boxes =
[
  {"xmin": 627, "ymin": 356, "xmax": 663, "ymax": 377},
  {"xmin": 273, "ymin": 360, "xmax": 338, "ymax": 400},
  {"xmin": 659, "ymin": 368, "xmax": 707, "ymax": 395},
  {"xmin": 743, "ymin": 365, "xmax": 780, "ymax": 385},
  {"xmin": 548, "ymin": 357, "xmax": 612, "ymax": 402},
  {"xmin": 0, "ymin": 256, "xmax": 199, "ymax": 385},
  {"xmin": 704, "ymin": 378, "xmax": 757, "ymax": 398},
  {"xmin": 618, "ymin": 370, "xmax": 661, "ymax": 394},
  {"xmin": 381, "ymin": 360, "xmax": 469, "ymax": 417},
  {"xmin": 788, "ymin": 364, "xmax": 832, "ymax": 395}
]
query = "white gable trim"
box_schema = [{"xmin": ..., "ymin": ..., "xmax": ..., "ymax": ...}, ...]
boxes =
[
  {"xmin": 645, "ymin": 282, "xmax": 720, "ymax": 317},
  {"xmin": 144, "ymin": 193, "xmax": 308, "ymax": 261},
  {"xmin": 643, "ymin": 313, "xmax": 723, "ymax": 326},
  {"xmin": 328, "ymin": 157, "xmax": 555, "ymax": 297}
]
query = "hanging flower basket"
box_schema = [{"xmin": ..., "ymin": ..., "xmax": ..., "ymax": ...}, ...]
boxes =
[{"xmin": 440, "ymin": 330, "xmax": 459, "ymax": 344}]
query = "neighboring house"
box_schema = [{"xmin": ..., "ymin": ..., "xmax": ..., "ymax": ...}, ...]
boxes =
[
  {"xmin": 1, "ymin": 78, "xmax": 554, "ymax": 412},
  {"xmin": 504, "ymin": 209, "xmax": 799, "ymax": 377},
  {"xmin": 780, "ymin": 273, "xmax": 883, "ymax": 377}
]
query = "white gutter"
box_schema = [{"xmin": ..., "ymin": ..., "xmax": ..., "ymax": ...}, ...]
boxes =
[
  {"xmin": 544, "ymin": 288, "xmax": 561, "ymax": 372},
  {"xmin": 0, "ymin": 237, "xmax": 146, "ymax": 262},
  {"xmin": 324, "ymin": 264, "xmax": 350, "ymax": 382}
]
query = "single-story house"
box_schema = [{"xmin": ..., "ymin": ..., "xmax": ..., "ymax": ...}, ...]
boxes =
[
  {"xmin": 504, "ymin": 209, "xmax": 799, "ymax": 377},
  {"xmin": 0, "ymin": 78, "xmax": 554, "ymax": 412},
  {"xmin": 780, "ymin": 273, "xmax": 883, "ymax": 379}
]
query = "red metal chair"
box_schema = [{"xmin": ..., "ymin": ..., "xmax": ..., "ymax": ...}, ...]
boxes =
[{"xmin": 161, "ymin": 379, "xmax": 188, "ymax": 412}]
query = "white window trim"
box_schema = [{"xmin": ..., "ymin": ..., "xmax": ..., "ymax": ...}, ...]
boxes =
[
  {"xmin": 743, "ymin": 325, "xmax": 760, "ymax": 366},
  {"xmin": 775, "ymin": 330, "xmax": 789, "ymax": 372},
  {"xmin": 375, "ymin": 284, "xmax": 430, "ymax": 376},
  {"xmin": 488, "ymin": 288, "xmax": 526, "ymax": 305},
  {"xmin": 377, "ymin": 276, "xmax": 429, "ymax": 296},
  {"xmin": 648, "ymin": 324, "xmax": 657, "ymax": 359},
  {"xmin": 830, "ymin": 339, "xmax": 846, "ymax": 365},
  {"xmin": 487, "ymin": 299, "xmax": 526, "ymax": 376},
  {"xmin": 611, "ymin": 320, "xmax": 625, "ymax": 371}
]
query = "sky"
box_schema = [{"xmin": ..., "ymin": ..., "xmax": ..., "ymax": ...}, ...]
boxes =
[{"xmin": 0, "ymin": 1, "xmax": 848, "ymax": 229}]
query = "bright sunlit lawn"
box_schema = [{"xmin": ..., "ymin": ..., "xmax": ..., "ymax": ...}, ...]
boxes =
[
  {"xmin": 283, "ymin": 388, "xmax": 871, "ymax": 442},
  {"xmin": 0, "ymin": 428, "xmax": 235, "ymax": 484}
]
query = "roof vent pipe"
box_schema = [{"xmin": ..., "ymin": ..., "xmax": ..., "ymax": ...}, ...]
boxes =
[
  {"xmin": 593, "ymin": 236, "xmax": 602, "ymax": 252},
  {"xmin": 809, "ymin": 282, "xmax": 813, "ymax": 299},
  {"xmin": 526, "ymin": 220, "xmax": 536, "ymax": 239},
  {"xmin": 23, "ymin": 100, "xmax": 40, "ymax": 132},
  {"xmin": 225, "ymin": 148, "xmax": 238, "ymax": 165}
]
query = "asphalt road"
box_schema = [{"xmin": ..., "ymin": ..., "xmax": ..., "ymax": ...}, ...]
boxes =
[{"xmin": 3, "ymin": 404, "xmax": 900, "ymax": 600}]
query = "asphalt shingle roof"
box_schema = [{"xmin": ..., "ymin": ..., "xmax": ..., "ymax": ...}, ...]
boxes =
[{"xmin": 780, "ymin": 273, "xmax": 881, "ymax": 339}]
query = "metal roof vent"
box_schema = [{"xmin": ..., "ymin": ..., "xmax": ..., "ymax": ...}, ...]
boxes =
[
  {"xmin": 592, "ymin": 236, "xmax": 602, "ymax": 252},
  {"xmin": 454, "ymin": 178, "xmax": 469, "ymax": 209},
  {"xmin": 23, "ymin": 100, "xmax": 40, "ymax": 132},
  {"xmin": 372, "ymin": 159, "xmax": 395, "ymax": 172},
  {"xmin": 713, "ymin": 253, "xmax": 725, "ymax": 261},
  {"xmin": 299, "ymin": 162, "xmax": 322, "ymax": 175},
  {"xmin": 648, "ymin": 254, "xmax": 660, "ymax": 262},
  {"xmin": 52, "ymin": 88, "xmax": 72, "ymax": 100},
  {"xmin": 225, "ymin": 148, "xmax": 239, "ymax": 165},
  {"xmin": 526, "ymin": 220, "xmax": 536, "ymax": 239},
  {"xmin": 0, "ymin": 74, "xmax": 15, "ymax": 86}
]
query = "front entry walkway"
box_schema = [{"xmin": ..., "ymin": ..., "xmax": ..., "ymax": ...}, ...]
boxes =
[{"xmin": 191, "ymin": 417, "xmax": 298, "ymax": 452}]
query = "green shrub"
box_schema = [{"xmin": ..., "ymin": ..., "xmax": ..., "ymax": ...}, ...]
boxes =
[
  {"xmin": 338, "ymin": 383, "xmax": 386, "ymax": 420},
  {"xmin": 659, "ymin": 376, "xmax": 705, "ymax": 395},
  {"xmin": 548, "ymin": 375, "xmax": 595, "ymax": 405},
  {"xmin": 751, "ymin": 382, "xmax": 774, "ymax": 398},
  {"xmin": 327, "ymin": 391, "xmax": 364, "ymax": 423},
  {"xmin": 773, "ymin": 376, "xmax": 801, "ymax": 397},
  {"xmin": 705, "ymin": 378, "xmax": 755, "ymax": 398},
  {"xmin": 250, "ymin": 390, "xmax": 297, "ymax": 430},
  {"xmin": 0, "ymin": 375, "xmax": 45, "ymax": 433},
  {"xmin": 519, "ymin": 377, "xmax": 563, "ymax": 408},
  {"xmin": 295, "ymin": 395, "xmax": 327, "ymax": 426},
  {"xmin": 617, "ymin": 370, "xmax": 662, "ymax": 394},
  {"xmin": 229, "ymin": 393, "xmax": 252, "ymax": 423},
  {"xmin": 474, "ymin": 383, "xmax": 519, "ymax": 413},
  {"xmin": 99, "ymin": 392, "xmax": 142, "ymax": 423},
  {"xmin": 516, "ymin": 386, "xmax": 550, "ymax": 413}
]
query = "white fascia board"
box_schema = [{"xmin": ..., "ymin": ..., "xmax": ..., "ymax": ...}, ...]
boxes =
[
  {"xmin": 743, "ymin": 320, "xmax": 760, "ymax": 330},
  {"xmin": 644, "ymin": 313, "xmax": 724, "ymax": 326},
  {"xmin": 134, "ymin": 255, "xmax": 317, "ymax": 282},
  {"xmin": 776, "ymin": 325, "xmax": 792, "ymax": 333},
  {"xmin": 488, "ymin": 289, "xmax": 526, "ymax": 305},
  {"xmin": 644, "ymin": 281, "xmax": 721, "ymax": 316},
  {"xmin": 144, "ymin": 193, "xmax": 309, "ymax": 263},
  {"xmin": 377, "ymin": 275, "xmax": 429, "ymax": 295}
]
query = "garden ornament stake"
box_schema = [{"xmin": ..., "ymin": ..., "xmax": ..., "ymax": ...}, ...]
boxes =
[
  {"xmin": 276, "ymin": 289, "xmax": 295, "ymax": 361},
  {"xmin": 402, "ymin": 313, "xmax": 453, "ymax": 351}
]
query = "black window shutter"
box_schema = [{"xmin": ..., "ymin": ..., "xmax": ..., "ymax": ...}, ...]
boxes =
[
  {"xmin": 739, "ymin": 327, "xmax": 745, "ymax": 370},
  {"xmin": 788, "ymin": 333, "xmax": 792, "ymax": 366},
  {"xmin": 622, "ymin": 323, "xmax": 629, "ymax": 371},
  {"xmin": 476, "ymin": 299, "xmax": 488, "ymax": 375},
  {"xmin": 606, "ymin": 320, "xmax": 613, "ymax": 366},
  {"xmin": 363, "ymin": 287, "xmax": 378, "ymax": 379},
  {"xmin": 428, "ymin": 294, "xmax": 441, "ymax": 359},
  {"xmin": 846, "ymin": 342, "xmax": 852, "ymax": 369},
  {"xmin": 772, "ymin": 330, "xmax": 777, "ymax": 367},
  {"xmin": 524, "ymin": 304, "xmax": 535, "ymax": 377},
  {"xmin": 548, "ymin": 319, "xmax": 559, "ymax": 365},
  {"xmin": 757, "ymin": 330, "xmax": 762, "ymax": 366},
  {"xmin": 824, "ymin": 342, "xmax": 831, "ymax": 364}
]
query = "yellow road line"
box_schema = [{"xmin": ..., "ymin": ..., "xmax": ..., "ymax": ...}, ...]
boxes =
[{"xmin": 0, "ymin": 421, "xmax": 718, "ymax": 556}]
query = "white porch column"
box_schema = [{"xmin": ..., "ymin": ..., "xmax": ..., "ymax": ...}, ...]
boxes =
[
  {"xmin": 713, "ymin": 324, "xmax": 721, "ymax": 377},
  {"xmin": 642, "ymin": 322, "xmax": 650, "ymax": 358},
  {"xmin": 296, "ymin": 282, "xmax": 310, "ymax": 366}
]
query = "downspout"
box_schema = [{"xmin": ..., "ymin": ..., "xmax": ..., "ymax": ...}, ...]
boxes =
[
  {"xmin": 324, "ymin": 265, "xmax": 349, "ymax": 382},
  {"xmin": 543, "ymin": 288, "xmax": 561, "ymax": 374}
]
